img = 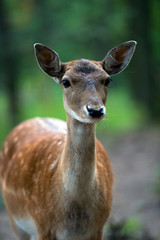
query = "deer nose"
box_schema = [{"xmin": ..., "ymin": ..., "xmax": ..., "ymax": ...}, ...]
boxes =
[{"xmin": 87, "ymin": 106, "xmax": 105, "ymax": 118}]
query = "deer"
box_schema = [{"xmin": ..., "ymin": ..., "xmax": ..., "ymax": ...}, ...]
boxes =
[{"xmin": 0, "ymin": 40, "xmax": 136, "ymax": 240}]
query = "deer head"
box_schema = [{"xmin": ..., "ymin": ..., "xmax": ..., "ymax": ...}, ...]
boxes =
[{"xmin": 34, "ymin": 41, "xmax": 136, "ymax": 123}]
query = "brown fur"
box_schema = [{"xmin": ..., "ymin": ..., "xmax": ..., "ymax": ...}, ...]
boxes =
[
  {"xmin": 0, "ymin": 117, "xmax": 113, "ymax": 240},
  {"xmin": 0, "ymin": 41, "xmax": 136, "ymax": 240}
]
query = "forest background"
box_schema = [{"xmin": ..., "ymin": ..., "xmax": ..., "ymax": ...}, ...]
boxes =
[{"xmin": 0, "ymin": 0, "xmax": 160, "ymax": 239}]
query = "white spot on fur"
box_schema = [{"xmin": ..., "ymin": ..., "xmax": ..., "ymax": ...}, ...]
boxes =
[
  {"xmin": 35, "ymin": 209, "xmax": 38, "ymax": 215},
  {"xmin": 47, "ymin": 118, "xmax": 67, "ymax": 131},
  {"xmin": 32, "ymin": 195, "xmax": 37, "ymax": 202},
  {"xmin": 14, "ymin": 136, "xmax": 18, "ymax": 143},
  {"xmin": 97, "ymin": 161, "xmax": 104, "ymax": 169},
  {"xmin": 17, "ymin": 125, "xmax": 23, "ymax": 130},
  {"xmin": 48, "ymin": 154, "xmax": 52, "ymax": 160},
  {"xmin": 2, "ymin": 181, "xmax": 16, "ymax": 196},
  {"xmin": 20, "ymin": 159, "xmax": 24, "ymax": 166},
  {"xmin": 36, "ymin": 118, "xmax": 49, "ymax": 129},
  {"xmin": 22, "ymin": 189, "xmax": 26, "ymax": 196},
  {"xmin": 18, "ymin": 152, "xmax": 23, "ymax": 158},
  {"xmin": 50, "ymin": 158, "xmax": 58, "ymax": 170},
  {"xmin": 4, "ymin": 142, "xmax": 8, "ymax": 155},
  {"xmin": 57, "ymin": 141, "xmax": 62, "ymax": 146},
  {"xmin": 33, "ymin": 173, "xmax": 38, "ymax": 184}
]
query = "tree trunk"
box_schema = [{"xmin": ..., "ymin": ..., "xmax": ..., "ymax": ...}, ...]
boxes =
[
  {"xmin": 0, "ymin": 0, "xmax": 20, "ymax": 126},
  {"xmin": 128, "ymin": 0, "xmax": 160, "ymax": 120}
]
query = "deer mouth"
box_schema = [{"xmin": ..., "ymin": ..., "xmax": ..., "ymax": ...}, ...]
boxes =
[{"xmin": 64, "ymin": 101, "xmax": 106, "ymax": 123}]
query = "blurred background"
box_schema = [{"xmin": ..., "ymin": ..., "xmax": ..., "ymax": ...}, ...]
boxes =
[{"xmin": 0, "ymin": 0, "xmax": 160, "ymax": 239}]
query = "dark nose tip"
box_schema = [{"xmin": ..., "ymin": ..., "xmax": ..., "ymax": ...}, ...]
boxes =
[{"xmin": 87, "ymin": 106, "xmax": 105, "ymax": 118}]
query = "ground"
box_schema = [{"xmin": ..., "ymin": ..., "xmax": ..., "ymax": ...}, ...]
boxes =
[
  {"xmin": 106, "ymin": 125, "xmax": 160, "ymax": 239},
  {"xmin": 0, "ymin": 125, "xmax": 160, "ymax": 239}
]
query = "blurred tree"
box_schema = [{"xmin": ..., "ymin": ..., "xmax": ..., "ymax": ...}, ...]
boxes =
[
  {"xmin": 0, "ymin": 0, "xmax": 159, "ymax": 131},
  {"xmin": 0, "ymin": 0, "xmax": 20, "ymax": 125},
  {"xmin": 128, "ymin": 0, "xmax": 160, "ymax": 120}
]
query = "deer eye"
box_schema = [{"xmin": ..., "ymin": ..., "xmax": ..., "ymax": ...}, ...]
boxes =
[
  {"xmin": 104, "ymin": 78, "xmax": 112, "ymax": 87},
  {"xmin": 62, "ymin": 79, "xmax": 71, "ymax": 88}
]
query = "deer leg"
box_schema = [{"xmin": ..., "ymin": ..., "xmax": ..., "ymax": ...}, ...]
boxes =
[
  {"xmin": 37, "ymin": 232, "xmax": 57, "ymax": 240},
  {"xmin": 10, "ymin": 217, "xmax": 31, "ymax": 240},
  {"xmin": 88, "ymin": 230, "xmax": 103, "ymax": 240}
]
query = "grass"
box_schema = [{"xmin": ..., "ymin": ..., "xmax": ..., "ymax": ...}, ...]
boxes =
[
  {"xmin": 105, "ymin": 217, "xmax": 155, "ymax": 240},
  {"xmin": 0, "ymin": 193, "xmax": 5, "ymax": 209},
  {"xmin": 153, "ymin": 164, "xmax": 160, "ymax": 203},
  {"xmin": 0, "ymin": 93, "xmax": 12, "ymax": 145},
  {"xmin": 98, "ymin": 87, "xmax": 147, "ymax": 133}
]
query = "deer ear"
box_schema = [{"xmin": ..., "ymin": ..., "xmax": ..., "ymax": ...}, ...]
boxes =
[
  {"xmin": 34, "ymin": 43, "xmax": 62, "ymax": 82},
  {"xmin": 102, "ymin": 41, "xmax": 137, "ymax": 75}
]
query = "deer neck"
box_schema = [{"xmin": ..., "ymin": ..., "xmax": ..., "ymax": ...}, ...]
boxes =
[{"xmin": 61, "ymin": 114, "xmax": 96, "ymax": 196}]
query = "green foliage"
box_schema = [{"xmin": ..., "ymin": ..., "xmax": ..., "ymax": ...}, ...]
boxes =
[
  {"xmin": 0, "ymin": 0, "xmax": 159, "ymax": 145},
  {"xmin": 0, "ymin": 193, "xmax": 5, "ymax": 209},
  {"xmin": 121, "ymin": 217, "xmax": 142, "ymax": 236},
  {"xmin": 0, "ymin": 93, "xmax": 12, "ymax": 145},
  {"xmin": 105, "ymin": 218, "xmax": 154, "ymax": 240},
  {"xmin": 98, "ymin": 88, "xmax": 147, "ymax": 132},
  {"xmin": 18, "ymin": 74, "xmax": 65, "ymax": 122},
  {"xmin": 0, "ymin": 3, "xmax": 159, "ymax": 239},
  {"xmin": 153, "ymin": 165, "xmax": 160, "ymax": 200}
]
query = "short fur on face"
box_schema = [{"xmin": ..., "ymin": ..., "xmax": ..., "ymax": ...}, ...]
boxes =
[{"xmin": 34, "ymin": 41, "xmax": 136, "ymax": 122}]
